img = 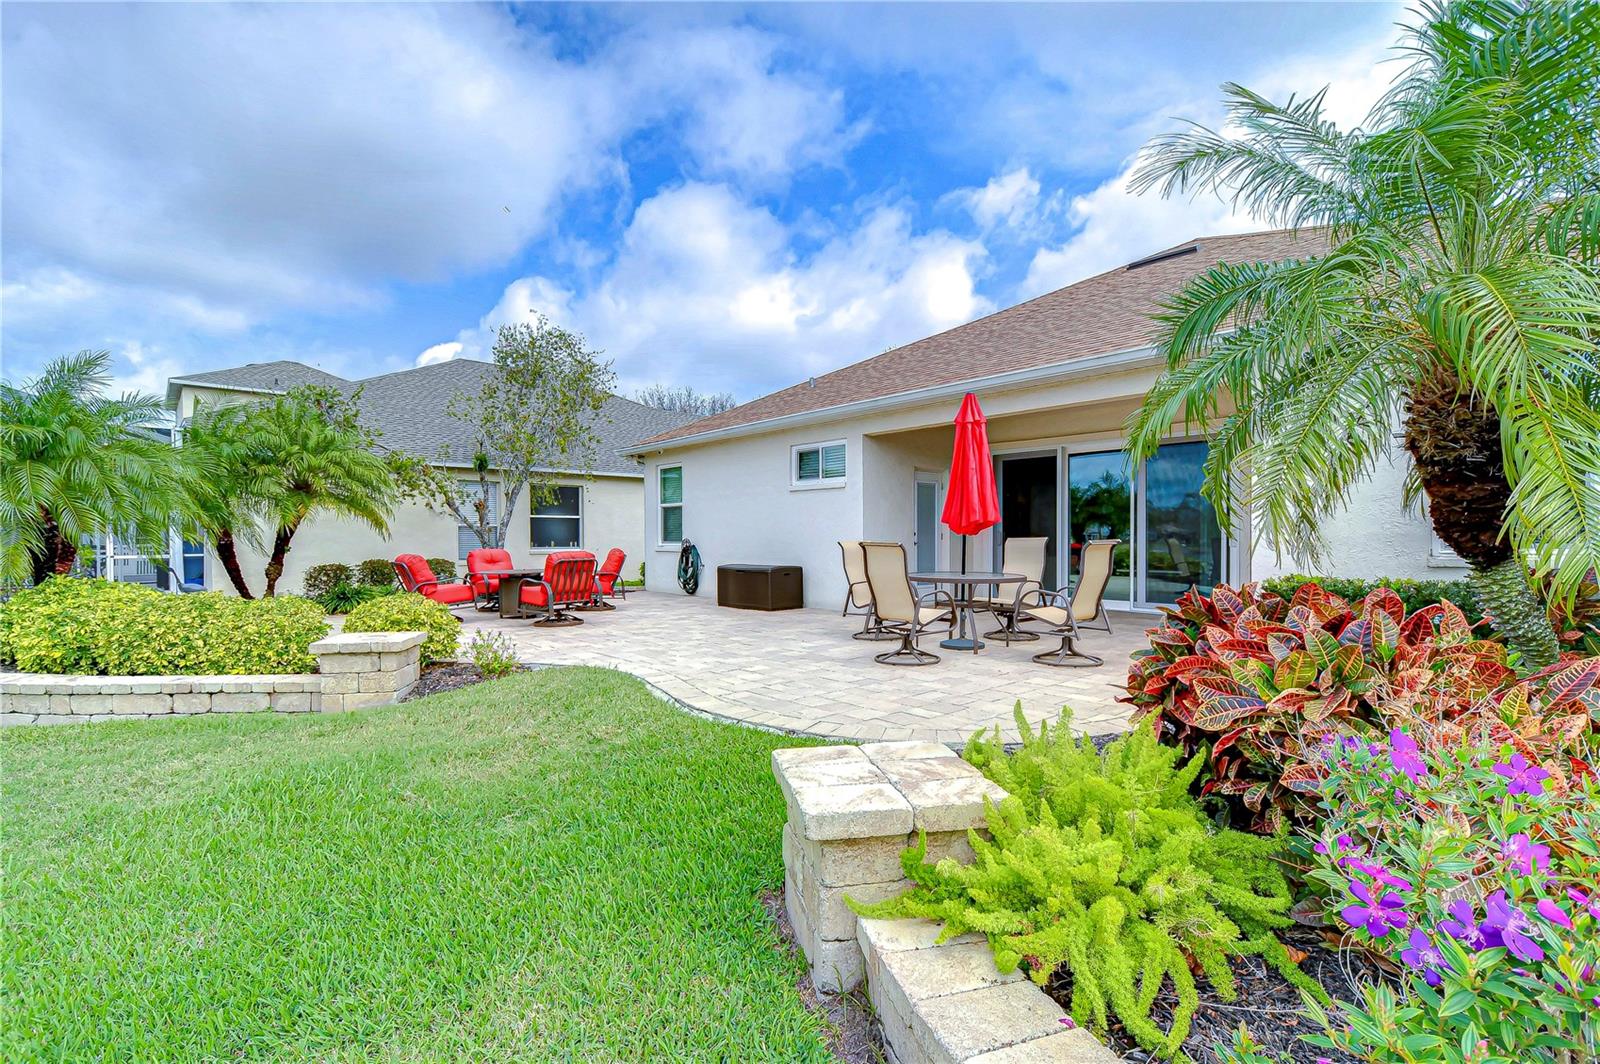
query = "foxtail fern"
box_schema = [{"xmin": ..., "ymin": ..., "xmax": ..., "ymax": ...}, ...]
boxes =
[{"xmin": 852, "ymin": 707, "xmax": 1322, "ymax": 1060}]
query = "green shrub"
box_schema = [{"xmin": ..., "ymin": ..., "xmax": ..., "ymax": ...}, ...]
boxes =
[
  {"xmin": 466, "ymin": 631, "xmax": 520, "ymax": 679},
  {"xmin": 425, "ymin": 557, "xmax": 457, "ymax": 580},
  {"xmin": 1259, "ymin": 572, "xmax": 1479, "ymax": 619},
  {"xmin": 0, "ymin": 577, "xmax": 327, "ymax": 675},
  {"xmin": 343, "ymin": 593, "xmax": 460, "ymax": 665},
  {"xmin": 357, "ymin": 559, "xmax": 396, "ymax": 587},
  {"xmin": 852, "ymin": 707, "xmax": 1318, "ymax": 1060},
  {"xmin": 302, "ymin": 563, "xmax": 354, "ymax": 600},
  {"xmin": 314, "ymin": 581, "xmax": 395, "ymax": 615}
]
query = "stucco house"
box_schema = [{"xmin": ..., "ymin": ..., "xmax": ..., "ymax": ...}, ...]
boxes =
[
  {"xmin": 145, "ymin": 358, "xmax": 689, "ymax": 598},
  {"xmin": 628, "ymin": 228, "xmax": 1466, "ymax": 612}
]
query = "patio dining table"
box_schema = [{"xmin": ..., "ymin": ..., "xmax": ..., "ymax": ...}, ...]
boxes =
[{"xmin": 908, "ymin": 570, "xmax": 1023, "ymax": 654}]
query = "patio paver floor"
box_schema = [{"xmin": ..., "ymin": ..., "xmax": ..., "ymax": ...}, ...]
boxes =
[{"xmin": 470, "ymin": 592, "xmax": 1149, "ymax": 744}]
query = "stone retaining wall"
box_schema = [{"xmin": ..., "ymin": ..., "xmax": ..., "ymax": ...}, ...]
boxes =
[
  {"xmin": 773, "ymin": 741, "xmax": 1117, "ymax": 1064},
  {"xmin": 0, "ymin": 632, "xmax": 424, "ymax": 725}
]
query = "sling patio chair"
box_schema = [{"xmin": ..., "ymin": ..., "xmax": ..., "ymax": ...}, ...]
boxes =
[
  {"xmin": 978, "ymin": 536, "xmax": 1048, "ymax": 644},
  {"xmin": 466, "ymin": 547, "xmax": 515, "ymax": 612},
  {"xmin": 861, "ymin": 541, "xmax": 955, "ymax": 666},
  {"xmin": 838, "ymin": 540, "xmax": 896, "ymax": 641},
  {"xmin": 1016, "ymin": 538, "xmax": 1120, "ymax": 667},
  {"xmin": 595, "ymin": 547, "xmax": 628, "ymax": 603},
  {"xmin": 516, "ymin": 550, "xmax": 599, "ymax": 626},
  {"xmin": 393, "ymin": 554, "xmax": 476, "ymax": 609}
]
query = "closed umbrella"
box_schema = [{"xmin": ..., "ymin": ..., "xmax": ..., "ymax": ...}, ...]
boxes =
[{"xmin": 939, "ymin": 393, "xmax": 1000, "ymax": 650}]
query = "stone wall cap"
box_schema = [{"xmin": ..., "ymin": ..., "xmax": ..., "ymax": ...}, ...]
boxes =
[
  {"xmin": 792, "ymin": 781, "xmax": 913, "ymax": 842},
  {"xmin": 310, "ymin": 631, "xmax": 426, "ymax": 654}
]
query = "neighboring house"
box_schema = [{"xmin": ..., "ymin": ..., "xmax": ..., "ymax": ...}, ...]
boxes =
[
  {"xmin": 148, "ymin": 358, "xmax": 690, "ymax": 598},
  {"xmin": 628, "ymin": 228, "xmax": 1467, "ymax": 612}
]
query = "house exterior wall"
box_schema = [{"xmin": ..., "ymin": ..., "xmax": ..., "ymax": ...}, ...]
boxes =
[
  {"xmin": 214, "ymin": 472, "xmax": 645, "ymax": 598},
  {"xmin": 638, "ymin": 363, "xmax": 1461, "ymax": 609}
]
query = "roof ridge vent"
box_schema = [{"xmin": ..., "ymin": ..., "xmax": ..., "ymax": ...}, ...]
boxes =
[{"xmin": 1125, "ymin": 243, "xmax": 1200, "ymax": 270}]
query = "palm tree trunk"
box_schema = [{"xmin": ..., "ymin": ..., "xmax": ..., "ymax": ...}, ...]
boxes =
[
  {"xmin": 213, "ymin": 528, "xmax": 254, "ymax": 599},
  {"xmin": 1403, "ymin": 370, "xmax": 1559, "ymax": 669},
  {"xmin": 31, "ymin": 507, "xmax": 77, "ymax": 585},
  {"xmin": 262, "ymin": 520, "xmax": 300, "ymax": 598}
]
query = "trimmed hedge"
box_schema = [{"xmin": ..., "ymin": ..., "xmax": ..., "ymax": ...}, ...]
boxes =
[
  {"xmin": 1259, "ymin": 573, "xmax": 1479, "ymax": 619},
  {"xmin": 342, "ymin": 593, "xmax": 460, "ymax": 665},
  {"xmin": 357, "ymin": 559, "xmax": 397, "ymax": 588},
  {"xmin": 0, "ymin": 578, "xmax": 328, "ymax": 675},
  {"xmin": 302, "ymin": 563, "xmax": 354, "ymax": 600}
]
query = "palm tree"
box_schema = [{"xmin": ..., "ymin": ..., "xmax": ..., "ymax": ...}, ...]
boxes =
[
  {"xmin": 245, "ymin": 390, "xmax": 397, "ymax": 597},
  {"xmin": 1127, "ymin": 0, "xmax": 1600, "ymax": 668},
  {"xmin": 0, "ymin": 351, "xmax": 188, "ymax": 587},
  {"xmin": 178, "ymin": 403, "xmax": 267, "ymax": 598}
]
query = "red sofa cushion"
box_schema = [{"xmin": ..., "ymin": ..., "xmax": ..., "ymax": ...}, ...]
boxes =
[{"xmin": 467, "ymin": 548, "xmax": 514, "ymax": 594}]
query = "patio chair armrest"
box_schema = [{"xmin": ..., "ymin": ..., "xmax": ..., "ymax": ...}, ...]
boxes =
[
  {"xmin": 915, "ymin": 588, "xmax": 956, "ymax": 610},
  {"xmin": 1009, "ymin": 579, "xmax": 1043, "ymax": 606},
  {"xmin": 1018, "ymin": 586, "xmax": 1069, "ymax": 611}
]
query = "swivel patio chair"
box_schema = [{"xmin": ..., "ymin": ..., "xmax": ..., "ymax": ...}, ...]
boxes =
[
  {"xmin": 861, "ymin": 541, "xmax": 955, "ymax": 666},
  {"xmin": 466, "ymin": 547, "xmax": 515, "ymax": 612},
  {"xmin": 1017, "ymin": 539, "xmax": 1119, "ymax": 667},
  {"xmin": 517, "ymin": 550, "xmax": 599, "ymax": 626},
  {"xmin": 979, "ymin": 536, "xmax": 1048, "ymax": 644},
  {"xmin": 838, "ymin": 540, "xmax": 896, "ymax": 641},
  {"xmin": 393, "ymin": 554, "xmax": 475, "ymax": 608},
  {"xmin": 595, "ymin": 547, "xmax": 627, "ymax": 602}
]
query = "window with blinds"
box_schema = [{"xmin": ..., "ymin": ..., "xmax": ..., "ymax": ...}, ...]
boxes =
[
  {"xmin": 532, "ymin": 486, "xmax": 583, "ymax": 549},
  {"xmin": 659, "ymin": 465, "xmax": 683, "ymax": 544},
  {"xmin": 792, "ymin": 441, "xmax": 846, "ymax": 488},
  {"xmin": 456, "ymin": 481, "xmax": 500, "ymax": 560}
]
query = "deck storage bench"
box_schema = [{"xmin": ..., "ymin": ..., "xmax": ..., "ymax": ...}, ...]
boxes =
[{"xmin": 717, "ymin": 564, "xmax": 804, "ymax": 611}]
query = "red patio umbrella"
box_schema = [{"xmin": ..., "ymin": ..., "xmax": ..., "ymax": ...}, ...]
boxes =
[{"xmin": 941, "ymin": 392, "xmax": 999, "ymax": 574}]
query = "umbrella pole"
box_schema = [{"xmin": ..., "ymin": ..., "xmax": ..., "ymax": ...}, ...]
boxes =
[{"xmin": 942, "ymin": 533, "xmax": 983, "ymax": 652}]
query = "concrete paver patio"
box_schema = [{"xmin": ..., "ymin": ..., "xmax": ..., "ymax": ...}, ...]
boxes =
[{"xmin": 469, "ymin": 592, "xmax": 1151, "ymax": 744}]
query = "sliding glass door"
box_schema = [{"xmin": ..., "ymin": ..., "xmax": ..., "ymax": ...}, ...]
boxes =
[
  {"xmin": 1059, "ymin": 439, "xmax": 1226, "ymax": 609},
  {"xmin": 1065, "ymin": 450, "xmax": 1133, "ymax": 602}
]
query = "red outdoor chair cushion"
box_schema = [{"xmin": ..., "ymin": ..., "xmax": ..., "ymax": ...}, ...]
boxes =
[
  {"xmin": 597, "ymin": 547, "xmax": 626, "ymax": 595},
  {"xmin": 395, "ymin": 553, "xmax": 473, "ymax": 605},
  {"xmin": 519, "ymin": 582, "xmax": 549, "ymax": 608},
  {"xmin": 520, "ymin": 551, "xmax": 596, "ymax": 610},
  {"xmin": 423, "ymin": 582, "xmax": 475, "ymax": 605},
  {"xmin": 467, "ymin": 548, "xmax": 514, "ymax": 595}
]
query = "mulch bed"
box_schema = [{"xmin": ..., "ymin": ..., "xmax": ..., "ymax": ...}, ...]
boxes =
[
  {"xmin": 1047, "ymin": 924, "xmax": 1387, "ymax": 1063},
  {"xmin": 763, "ymin": 889, "xmax": 886, "ymax": 1064},
  {"xmin": 401, "ymin": 662, "xmax": 528, "ymax": 701}
]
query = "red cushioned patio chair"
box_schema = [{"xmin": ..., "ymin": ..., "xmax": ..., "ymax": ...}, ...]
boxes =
[
  {"xmin": 393, "ymin": 553, "xmax": 475, "ymax": 608},
  {"xmin": 518, "ymin": 550, "xmax": 599, "ymax": 626},
  {"xmin": 466, "ymin": 547, "xmax": 514, "ymax": 612},
  {"xmin": 596, "ymin": 547, "xmax": 627, "ymax": 602}
]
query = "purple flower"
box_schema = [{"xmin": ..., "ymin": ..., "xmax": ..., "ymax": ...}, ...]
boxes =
[
  {"xmin": 1388, "ymin": 728, "xmax": 1428, "ymax": 785},
  {"xmin": 1505, "ymin": 833, "xmax": 1551, "ymax": 877},
  {"xmin": 1400, "ymin": 929, "xmax": 1446, "ymax": 987},
  {"xmin": 1440, "ymin": 899, "xmax": 1485, "ymax": 948},
  {"xmin": 1341, "ymin": 879, "xmax": 1409, "ymax": 938},
  {"xmin": 1058, "ymin": 1016, "xmax": 1077, "ymax": 1029},
  {"xmin": 1483, "ymin": 891, "xmax": 1545, "ymax": 962},
  {"xmin": 1569, "ymin": 888, "xmax": 1600, "ymax": 920},
  {"xmin": 1492, "ymin": 753, "xmax": 1551, "ymax": 798},
  {"xmin": 1536, "ymin": 898, "xmax": 1573, "ymax": 929},
  {"xmin": 1347, "ymin": 859, "xmax": 1413, "ymax": 891},
  {"xmin": 1314, "ymin": 833, "xmax": 1355, "ymax": 857}
]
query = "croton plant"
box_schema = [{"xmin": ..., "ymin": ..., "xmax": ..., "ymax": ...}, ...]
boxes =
[{"xmin": 1122, "ymin": 582, "xmax": 1600, "ymax": 832}]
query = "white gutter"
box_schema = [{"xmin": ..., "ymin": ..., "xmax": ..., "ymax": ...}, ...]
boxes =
[{"xmin": 623, "ymin": 343, "xmax": 1161, "ymax": 455}]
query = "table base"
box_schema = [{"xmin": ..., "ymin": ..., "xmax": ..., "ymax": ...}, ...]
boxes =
[{"xmin": 939, "ymin": 637, "xmax": 984, "ymax": 651}]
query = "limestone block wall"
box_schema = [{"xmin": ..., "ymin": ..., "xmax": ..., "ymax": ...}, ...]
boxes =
[
  {"xmin": 773, "ymin": 740, "xmax": 1118, "ymax": 1064},
  {"xmin": 0, "ymin": 632, "xmax": 425, "ymax": 725}
]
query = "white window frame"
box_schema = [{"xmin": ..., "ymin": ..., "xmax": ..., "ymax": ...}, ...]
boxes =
[
  {"xmin": 531, "ymin": 485, "xmax": 584, "ymax": 551},
  {"xmin": 657, "ymin": 464, "xmax": 684, "ymax": 549},
  {"xmin": 790, "ymin": 439, "xmax": 848, "ymax": 490}
]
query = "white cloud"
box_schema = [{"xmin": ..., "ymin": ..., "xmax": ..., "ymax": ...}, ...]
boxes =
[
  {"xmin": 446, "ymin": 182, "xmax": 992, "ymax": 398},
  {"xmin": 1021, "ymin": 161, "xmax": 1259, "ymax": 298},
  {"xmin": 952, "ymin": 168, "xmax": 1045, "ymax": 233},
  {"xmin": 415, "ymin": 341, "xmax": 464, "ymax": 368}
]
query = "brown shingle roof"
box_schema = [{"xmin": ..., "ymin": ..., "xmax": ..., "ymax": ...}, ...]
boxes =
[{"xmin": 637, "ymin": 227, "xmax": 1329, "ymax": 448}]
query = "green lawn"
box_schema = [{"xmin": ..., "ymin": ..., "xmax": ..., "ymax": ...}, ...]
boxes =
[{"xmin": 2, "ymin": 668, "xmax": 835, "ymax": 1062}]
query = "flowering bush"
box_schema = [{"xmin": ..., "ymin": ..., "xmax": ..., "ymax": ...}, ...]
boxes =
[
  {"xmin": 1123, "ymin": 581, "xmax": 1599, "ymax": 830},
  {"xmin": 1301, "ymin": 730, "xmax": 1599, "ymax": 1063}
]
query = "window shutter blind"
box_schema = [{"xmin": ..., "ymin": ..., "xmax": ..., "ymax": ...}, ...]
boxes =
[
  {"xmin": 660, "ymin": 466, "xmax": 683, "ymax": 504},
  {"xmin": 796, "ymin": 448, "xmax": 820, "ymax": 480},
  {"xmin": 457, "ymin": 482, "xmax": 499, "ymax": 558},
  {"xmin": 821, "ymin": 444, "xmax": 846, "ymax": 479}
]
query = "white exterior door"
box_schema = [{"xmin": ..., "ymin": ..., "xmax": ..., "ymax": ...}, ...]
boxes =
[{"xmin": 913, "ymin": 471, "xmax": 941, "ymax": 572}]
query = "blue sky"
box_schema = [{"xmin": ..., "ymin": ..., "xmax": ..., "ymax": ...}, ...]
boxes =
[{"xmin": 1, "ymin": 2, "xmax": 1404, "ymax": 402}]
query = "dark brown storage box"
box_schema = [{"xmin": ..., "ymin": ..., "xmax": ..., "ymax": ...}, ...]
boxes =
[{"xmin": 717, "ymin": 564, "xmax": 804, "ymax": 611}]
